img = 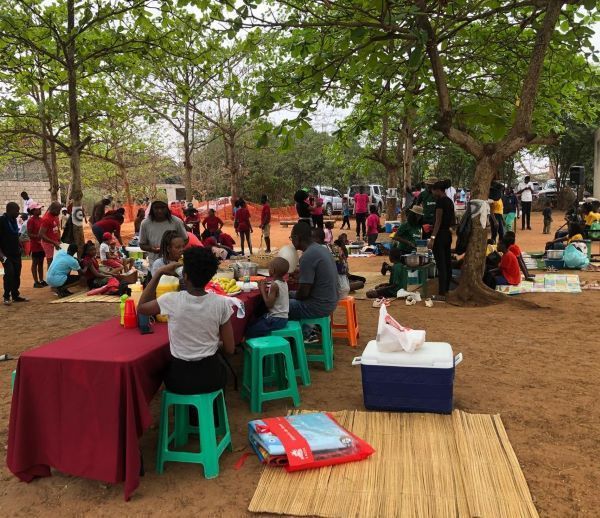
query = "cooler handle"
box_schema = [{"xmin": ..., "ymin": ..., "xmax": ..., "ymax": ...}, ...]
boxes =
[
  {"xmin": 454, "ymin": 353, "xmax": 463, "ymax": 366},
  {"xmin": 351, "ymin": 356, "xmax": 362, "ymax": 366}
]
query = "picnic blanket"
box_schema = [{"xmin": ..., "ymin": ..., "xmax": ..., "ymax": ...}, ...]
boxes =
[
  {"xmin": 50, "ymin": 292, "xmax": 118, "ymax": 303},
  {"xmin": 496, "ymin": 274, "xmax": 581, "ymax": 295}
]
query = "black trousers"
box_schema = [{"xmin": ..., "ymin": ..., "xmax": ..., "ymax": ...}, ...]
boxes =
[
  {"xmin": 3, "ymin": 255, "xmax": 22, "ymax": 300},
  {"xmin": 355, "ymin": 213, "xmax": 367, "ymax": 238},
  {"xmin": 312, "ymin": 214, "xmax": 324, "ymax": 228},
  {"xmin": 491, "ymin": 213, "xmax": 504, "ymax": 243},
  {"xmin": 341, "ymin": 216, "xmax": 350, "ymax": 229},
  {"xmin": 164, "ymin": 354, "xmax": 227, "ymax": 395},
  {"xmin": 432, "ymin": 231, "xmax": 452, "ymax": 295},
  {"xmin": 521, "ymin": 201, "xmax": 532, "ymax": 229}
]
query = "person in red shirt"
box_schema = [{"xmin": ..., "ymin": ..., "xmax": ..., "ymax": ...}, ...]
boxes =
[
  {"xmin": 259, "ymin": 194, "xmax": 272, "ymax": 253},
  {"xmin": 353, "ymin": 186, "xmax": 370, "ymax": 241},
  {"xmin": 234, "ymin": 198, "xmax": 253, "ymax": 256},
  {"xmin": 81, "ymin": 241, "xmax": 115, "ymax": 289},
  {"xmin": 184, "ymin": 207, "xmax": 201, "ymax": 236},
  {"xmin": 218, "ymin": 232, "xmax": 235, "ymax": 249},
  {"xmin": 39, "ymin": 202, "xmax": 62, "ymax": 266},
  {"xmin": 503, "ymin": 231, "xmax": 534, "ymax": 281},
  {"xmin": 26, "ymin": 202, "xmax": 46, "ymax": 287},
  {"xmin": 493, "ymin": 240, "xmax": 521, "ymax": 286},
  {"xmin": 202, "ymin": 209, "xmax": 224, "ymax": 237},
  {"xmin": 366, "ymin": 205, "xmax": 380, "ymax": 245},
  {"xmin": 170, "ymin": 201, "xmax": 186, "ymax": 221},
  {"xmin": 92, "ymin": 214, "xmax": 124, "ymax": 246}
]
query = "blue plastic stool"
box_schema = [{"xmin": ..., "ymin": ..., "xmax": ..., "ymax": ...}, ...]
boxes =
[
  {"xmin": 241, "ymin": 336, "xmax": 301, "ymax": 413},
  {"xmin": 156, "ymin": 389, "xmax": 232, "ymax": 478},
  {"xmin": 271, "ymin": 321, "xmax": 311, "ymax": 386},
  {"xmin": 298, "ymin": 316, "xmax": 333, "ymax": 371}
]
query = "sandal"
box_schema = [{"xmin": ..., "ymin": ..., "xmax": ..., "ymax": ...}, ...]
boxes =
[
  {"xmin": 0, "ymin": 353, "xmax": 13, "ymax": 361},
  {"xmin": 431, "ymin": 295, "xmax": 447, "ymax": 302},
  {"xmin": 372, "ymin": 298, "xmax": 391, "ymax": 308}
]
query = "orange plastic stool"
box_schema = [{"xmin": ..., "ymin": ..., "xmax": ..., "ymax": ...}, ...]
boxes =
[{"xmin": 332, "ymin": 296, "xmax": 359, "ymax": 347}]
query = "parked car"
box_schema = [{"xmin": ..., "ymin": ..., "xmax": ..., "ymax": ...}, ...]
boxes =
[
  {"xmin": 347, "ymin": 184, "xmax": 386, "ymax": 214},
  {"xmin": 309, "ymin": 186, "xmax": 345, "ymax": 216}
]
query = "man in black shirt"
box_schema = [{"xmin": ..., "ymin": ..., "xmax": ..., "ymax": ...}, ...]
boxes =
[{"xmin": 0, "ymin": 202, "xmax": 28, "ymax": 305}]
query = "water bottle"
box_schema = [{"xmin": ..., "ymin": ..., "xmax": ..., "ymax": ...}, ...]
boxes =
[{"xmin": 243, "ymin": 274, "xmax": 251, "ymax": 292}]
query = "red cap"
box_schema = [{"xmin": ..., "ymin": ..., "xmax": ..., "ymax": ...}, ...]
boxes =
[{"xmin": 102, "ymin": 232, "xmax": 112, "ymax": 241}]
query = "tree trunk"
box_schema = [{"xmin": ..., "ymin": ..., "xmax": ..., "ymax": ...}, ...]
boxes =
[
  {"xmin": 66, "ymin": 0, "xmax": 84, "ymax": 250},
  {"xmin": 183, "ymin": 104, "xmax": 193, "ymax": 202},
  {"xmin": 450, "ymin": 156, "xmax": 505, "ymax": 305},
  {"xmin": 385, "ymin": 164, "xmax": 398, "ymax": 217},
  {"xmin": 402, "ymin": 123, "xmax": 414, "ymax": 207},
  {"xmin": 116, "ymin": 161, "xmax": 134, "ymax": 220},
  {"xmin": 225, "ymin": 134, "xmax": 240, "ymax": 200}
]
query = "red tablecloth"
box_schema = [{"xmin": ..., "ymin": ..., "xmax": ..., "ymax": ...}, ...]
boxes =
[
  {"xmin": 7, "ymin": 291, "xmax": 264, "ymax": 500},
  {"xmin": 7, "ymin": 319, "xmax": 171, "ymax": 500}
]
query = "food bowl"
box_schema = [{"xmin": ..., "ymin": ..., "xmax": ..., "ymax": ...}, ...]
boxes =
[{"xmin": 403, "ymin": 253, "xmax": 430, "ymax": 267}]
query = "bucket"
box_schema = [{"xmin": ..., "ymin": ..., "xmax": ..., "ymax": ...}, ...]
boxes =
[{"xmin": 155, "ymin": 277, "xmax": 179, "ymax": 322}]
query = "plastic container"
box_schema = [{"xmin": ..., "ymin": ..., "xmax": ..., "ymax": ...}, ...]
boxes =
[
  {"xmin": 353, "ymin": 340, "xmax": 462, "ymax": 414},
  {"xmin": 130, "ymin": 282, "xmax": 143, "ymax": 306},
  {"xmin": 384, "ymin": 221, "xmax": 402, "ymax": 233},
  {"xmin": 155, "ymin": 276, "xmax": 179, "ymax": 322},
  {"xmin": 544, "ymin": 258, "xmax": 564, "ymax": 269}
]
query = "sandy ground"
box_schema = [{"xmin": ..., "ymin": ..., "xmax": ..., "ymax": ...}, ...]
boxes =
[{"xmin": 1, "ymin": 211, "xmax": 599, "ymax": 517}]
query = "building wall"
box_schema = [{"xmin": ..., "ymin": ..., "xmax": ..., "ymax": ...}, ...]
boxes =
[{"xmin": 0, "ymin": 181, "xmax": 55, "ymax": 213}]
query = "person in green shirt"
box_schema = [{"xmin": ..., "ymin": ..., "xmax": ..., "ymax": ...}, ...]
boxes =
[
  {"xmin": 391, "ymin": 206, "xmax": 423, "ymax": 252},
  {"xmin": 415, "ymin": 177, "xmax": 438, "ymax": 228},
  {"xmin": 367, "ymin": 248, "xmax": 404, "ymax": 299}
]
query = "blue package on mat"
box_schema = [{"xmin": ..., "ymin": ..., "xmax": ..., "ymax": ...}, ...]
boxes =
[{"xmin": 248, "ymin": 412, "xmax": 353, "ymax": 456}]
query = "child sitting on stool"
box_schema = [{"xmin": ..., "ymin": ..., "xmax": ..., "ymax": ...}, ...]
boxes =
[{"xmin": 245, "ymin": 257, "xmax": 290, "ymax": 338}]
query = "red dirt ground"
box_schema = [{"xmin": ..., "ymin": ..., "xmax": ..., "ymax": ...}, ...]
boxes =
[{"xmin": 1, "ymin": 211, "xmax": 599, "ymax": 517}]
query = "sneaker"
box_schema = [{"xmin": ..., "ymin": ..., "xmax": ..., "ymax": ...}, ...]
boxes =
[
  {"xmin": 33, "ymin": 282, "xmax": 44, "ymax": 288},
  {"xmin": 3, "ymin": 298, "xmax": 11, "ymax": 306},
  {"xmin": 304, "ymin": 332, "xmax": 320, "ymax": 345},
  {"xmin": 40, "ymin": 280, "xmax": 49, "ymax": 287},
  {"xmin": 12, "ymin": 296, "xmax": 29, "ymax": 303},
  {"xmin": 380, "ymin": 262, "xmax": 389, "ymax": 276},
  {"xmin": 57, "ymin": 288, "xmax": 73, "ymax": 298}
]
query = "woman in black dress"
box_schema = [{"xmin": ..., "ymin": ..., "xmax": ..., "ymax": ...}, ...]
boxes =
[
  {"xmin": 294, "ymin": 190, "xmax": 313, "ymax": 226},
  {"xmin": 427, "ymin": 180, "xmax": 455, "ymax": 299}
]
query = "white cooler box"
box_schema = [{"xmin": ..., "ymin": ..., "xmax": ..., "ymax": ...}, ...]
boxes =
[{"xmin": 353, "ymin": 340, "xmax": 462, "ymax": 414}]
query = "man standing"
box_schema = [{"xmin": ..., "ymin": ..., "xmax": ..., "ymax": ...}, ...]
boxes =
[
  {"xmin": 416, "ymin": 177, "xmax": 438, "ymax": 236},
  {"xmin": 517, "ymin": 175, "xmax": 534, "ymax": 230},
  {"xmin": 39, "ymin": 202, "xmax": 62, "ymax": 267},
  {"xmin": 259, "ymin": 194, "xmax": 272, "ymax": 253},
  {"xmin": 288, "ymin": 222, "xmax": 338, "ymax": 322},
  {"xmin": 20, "ymin": 192, "xmax": 36, "ymax": 214},
  {"xmin": 0, "ymin": 202, "xmax": 29, "ymax": 305},
  {"xmin": 353, "ymin": 186, "xmax": 370, "ymax": 241}
]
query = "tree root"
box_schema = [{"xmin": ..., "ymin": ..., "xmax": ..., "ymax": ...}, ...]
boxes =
[{"xmin": 447, "ymin": 281, "xmax": 541, "ymax": 309}]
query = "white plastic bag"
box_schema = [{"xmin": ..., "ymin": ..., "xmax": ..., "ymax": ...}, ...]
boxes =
[{"xmin": 376, "ymin": 304, "xmax": 425, "ymax": 353}]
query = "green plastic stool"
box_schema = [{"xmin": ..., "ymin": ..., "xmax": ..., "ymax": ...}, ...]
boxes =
[
  {"xmin": 11, "ymin": 369, "xmax": 16, "ymax": 393},
  {"xmin": 271, "ymin": 321, "xmax": 311, "ymax": 386},
  {"xmin": 241, "ymin": 336, "xmax": 301, "ymax": 413},
  {"xmin": 156, "ymin": 389, "xmax": 232, "ymax": 478},
  {"xmin": 299, "ymin": 316, "xmax": 333, "ymax": 371}
]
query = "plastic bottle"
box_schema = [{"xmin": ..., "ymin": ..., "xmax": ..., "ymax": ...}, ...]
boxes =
[
  {"xmin": 119, "ymin": 294, "xmax": 129, "ymax": 326},
  {"xmin": 243, "ymin": 274, "xmax": 251, "ymax": 293},
  {"xmin": 130, "ymin": 281, "xmax": 143, "ymax": 306}
]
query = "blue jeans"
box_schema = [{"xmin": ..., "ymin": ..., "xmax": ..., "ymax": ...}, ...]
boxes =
[
  {"xmin": 495, "ymin": 275, "xmax": 510, "ymax": 286},
  {"xmin": 245, "ymin": 314, "xmax": 288, "ymax": 338},
  {"xmin": 288, "ymin": 298, "xmax": 334, "ymax": 320}
]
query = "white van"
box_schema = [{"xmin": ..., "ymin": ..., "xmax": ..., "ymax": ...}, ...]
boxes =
[{"xmin": 347, "ymin": 184, "xmax": 385, "ymax": 213}]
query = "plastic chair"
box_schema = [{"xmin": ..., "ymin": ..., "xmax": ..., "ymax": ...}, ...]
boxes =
[
  {"xmin": 241, "ymin": 336, "xmax": 301, "ymax": 413},
  {"xmin": 11, "ymin": 369, "xmax": 16, "ymax": 393},
  {"xmin": 299, "ymin": 316, "xmax": 334, "ymax": 371},
  {"xmin": 156, "ymin": 389, "xmax": 232, "ymax": 478},
  {"xmin": 271, "ymin": 321, "xmax": 311, "ymax": 386},
  {"xmin": 332, "ymin": 296, "xmax": 359, "ymax": 347}
]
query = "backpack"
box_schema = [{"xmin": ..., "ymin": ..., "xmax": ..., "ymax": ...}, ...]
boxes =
[{"xmin": 455, "ymin": 202, "xmax": 472, "ymax": 255}]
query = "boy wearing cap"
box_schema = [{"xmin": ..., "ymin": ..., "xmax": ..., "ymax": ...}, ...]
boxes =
[{"xmin": 26, "ymin": 202, "xmax": 47, "ymax": 288}]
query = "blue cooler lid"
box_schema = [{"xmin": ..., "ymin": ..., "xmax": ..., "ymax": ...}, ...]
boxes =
[{"xmin": 360, "ymin": 340, "xmax": 454, "ymax": 369}]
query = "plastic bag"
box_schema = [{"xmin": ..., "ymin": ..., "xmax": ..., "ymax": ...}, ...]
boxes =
[
  {"xmin": 563, "ymin": 242, "xmax": 589, "ymax": 269},
  {"xmin": 248, "ymin": 412, "xmax": 374, "ymax": 472},
  {"xmin": 376, "ymin": 304, "xmax": 425, "ymax": 353}
]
